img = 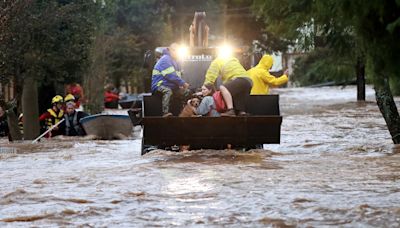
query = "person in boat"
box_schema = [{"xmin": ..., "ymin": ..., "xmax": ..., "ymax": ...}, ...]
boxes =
[
  {"xmin": 248, "ymin": 54, "xmax": 289, "ymax": 95},
  {"xmin": 203, "ymin": 56, "xmax": 253, "ymax": 116},
  {"xmin": 64, "ymin": 94, "xmax": 80, "ymax": 109},
  {"xmin": 104, "ymin": 84, "xmax": 120, "ymax": 109},
  {"xmin": 194, "ymin": 83, "xmax": 220, "ymax": 117},
  {"xmin": 39, "ymin": 95, "xmax": 64, "ymax": 137},
  {"xmin": 59, "ymin": 101, "xmax": 88, "ymax": 136},
  {"xmin": 151, "ymin": 43, "xmax": 190, "ymax": 117},
  {"xmin": 0, "ymin": 106, "xmax": 9, "ymax": 137}
]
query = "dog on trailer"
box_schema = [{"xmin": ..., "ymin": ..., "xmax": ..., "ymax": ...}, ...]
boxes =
[{"xmin": 179, "ymin": 97, "xmax": 200, "ymax": 117}]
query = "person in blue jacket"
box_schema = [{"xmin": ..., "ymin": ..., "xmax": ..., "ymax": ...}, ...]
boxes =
[{"xmin": 151, "ymin": 43, "xmax": 190, "ymax": 117}]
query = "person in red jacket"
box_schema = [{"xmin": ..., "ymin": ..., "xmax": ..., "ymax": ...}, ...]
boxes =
[{"xmin": 104, "ymin": 84, "xmax": 120, "ymax": 109}]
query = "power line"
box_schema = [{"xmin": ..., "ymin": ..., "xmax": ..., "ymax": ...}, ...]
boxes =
[
  {"xmin": 176, "ymin": 6, "xmax": 252, "ymax": 15},
  {"xmin": 176, "ymin": 13, "xmax": 255, "ymax": 17}
]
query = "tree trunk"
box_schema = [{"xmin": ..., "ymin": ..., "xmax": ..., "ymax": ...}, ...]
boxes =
[
  {"xmin": 6, "ymin": 109, "xmax": 22, "ymax": 141},
  {"xmin": 356, "ymin": 56, "xmax": 365, "ymax": 101},
  {"xmin": 374, "ymin": 76, "xmax": 400, "ymax": 143},
  {"xmin": 14, "ymin": 66, "xmax": 23, "ymax": 114},
  {"xmin": 22, "ymin": 77, "xmax": 40, "ymax": 140},
  {"xmin": 124, "ymin": 76, "xmax": 129, "ymax": 94},
  {"xmin": 84, "ymin": 34, "xmax": 106, "ymax": 114}
]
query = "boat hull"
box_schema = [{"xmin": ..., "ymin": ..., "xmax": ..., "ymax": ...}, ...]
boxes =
[{"xmin": 80, "ymin": 114, "xmax": 133, "ymax": 139}]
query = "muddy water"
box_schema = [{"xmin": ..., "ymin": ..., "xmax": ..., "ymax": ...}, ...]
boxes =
[{"xmin": 1, "ymin": 86, "xmax": 399, "ymax": 227}]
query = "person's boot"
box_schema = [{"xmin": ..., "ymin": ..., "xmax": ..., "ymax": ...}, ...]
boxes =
[
  {"xmin": 237, "ymin": 111, "xmax": 249, "ymax": 116},
  {"xmin": 220, "ymin": 109, "xmax": 236, "ymax": 117}
]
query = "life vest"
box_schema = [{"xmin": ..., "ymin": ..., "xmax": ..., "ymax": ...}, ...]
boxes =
[
  {"xmin": 46, "ymin": 109, "xmax": 64, "ymax": 128},
  {"xmin": 64, "ymin": 111, "xmax": 82, "ymax": 136}
]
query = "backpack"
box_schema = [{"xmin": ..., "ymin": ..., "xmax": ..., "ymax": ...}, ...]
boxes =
[{"xmin": 212, "ymin": 91, "xmax": 227, "ymax": 113}]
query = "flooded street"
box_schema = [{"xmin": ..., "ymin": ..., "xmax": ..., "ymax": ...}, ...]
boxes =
[{"xmin": 1, "ymin": 86, "xmax": 399, "ymax": 227}]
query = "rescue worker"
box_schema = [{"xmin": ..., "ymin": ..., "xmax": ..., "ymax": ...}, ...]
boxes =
[
  {"xmin": 60, "ymin": 101, "xmax": 88, "ymax": 136},
  {"xmin": 64, "ymin": 93, "xmax": 75, "ymax": 103},
  {"xmin": 203, "ymin": 56, "xmax": 253, "ymax": 116},
  {"xmin": 39, "ymin": 95, "xmax": 64, "ymax": 137},
  {"xmin": 248, "ymin": 55, "xmax": 289, "ymax": 95},
  {"xmin": 151, "ymin": 43, "xmax": 190, "ymax": 117},
  {"xmin": 64, "ymin": 94, "xmax": 78, "ymax": 109}
]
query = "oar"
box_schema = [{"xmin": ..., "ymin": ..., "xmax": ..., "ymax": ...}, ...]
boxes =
[{"xmin": 32, "ymin": 119, "xmax": 65, "ymax": 143}]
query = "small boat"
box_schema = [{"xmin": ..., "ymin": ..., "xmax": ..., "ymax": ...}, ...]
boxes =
[
  {"xmin": 118, "ymin": 94, "xmax": 144, "ymax": 109},
  {"xmin": 80, "ymin": 114, "xmax": 133, "ymax": 139}
]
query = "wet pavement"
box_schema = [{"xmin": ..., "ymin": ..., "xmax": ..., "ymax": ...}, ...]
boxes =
[{"xmin": 0, "ymin": 86, "xmax": 399, "ymax": 227}]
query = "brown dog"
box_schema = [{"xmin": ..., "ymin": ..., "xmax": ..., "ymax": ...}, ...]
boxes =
[{"xmin": 179, "ymin": 98, "xmax": 200, "ymax": 117}]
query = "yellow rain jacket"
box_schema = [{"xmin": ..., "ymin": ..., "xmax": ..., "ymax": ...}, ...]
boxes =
[
  {"xmin": 248, "ymin": 55, "xmax": 288, "ymax": 95},
  {"xmin": 204, "ymin": 57, "xmax": 251, "ymax": 85}
]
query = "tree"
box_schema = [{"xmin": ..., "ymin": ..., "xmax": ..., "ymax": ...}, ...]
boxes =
[
  {"xmin": 252, "ymin": 0, "xmax": 366, "ymax": 98},
  {"xmin": 292, "ymin": 48, "xmax": 354, "ymax": 86},
  {"xmin": 252, "ymin": 0, "xmax": 400, "ymax": 144},
  {"xmin": 106, "ymin": 28, "xmax": 144, "ymax": 91},
  {"xmin": 95, "ymin": 0, "xmax": 174, "ymax": 96},
  {"xmin": 337, "ymin": 0, "xmax": 400, "ymax": 143},
  {"xmin": 0, "ymin": 0, "xmax": 104, "ymax": 138}
]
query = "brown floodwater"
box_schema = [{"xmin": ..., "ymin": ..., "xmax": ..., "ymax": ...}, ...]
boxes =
[{"xmin": 0, "ymin": 86, "xmax": 399, "ymax": 227}]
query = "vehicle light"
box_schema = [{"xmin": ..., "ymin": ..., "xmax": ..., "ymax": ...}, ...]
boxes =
[
  {"xmin": 217, "ymin": 44, "xmax": 234, "ymax": 59},
  {"xmin": 177, "ymin": 45, "xmax": 189, "ymax": 60}
]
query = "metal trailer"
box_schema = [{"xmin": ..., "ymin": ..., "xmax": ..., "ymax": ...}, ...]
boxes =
[
  {"xmin": 129, "ymin": 48, "xmax": 282, "ymax": 155},
  {"xmin": 135, "ymin": 95, "xmax": 281, "ymax": 155},
  {"xmin": 128, "ymin": 12, "xmax": 282, "ymax": 155}
]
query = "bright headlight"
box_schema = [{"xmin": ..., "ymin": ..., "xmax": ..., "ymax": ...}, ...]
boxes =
[
  {"xmin": 177, "ymin": 45, "xmax": 189, "ymax": 59},
  {"xmin": 217, "ymin": 44, "xmax": 234, "ymax": 59}
]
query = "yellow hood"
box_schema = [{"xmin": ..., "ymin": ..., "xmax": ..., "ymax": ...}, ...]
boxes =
[{"xmin": 257, "ymin": 55, "xmax": 274, "ymax": 70}]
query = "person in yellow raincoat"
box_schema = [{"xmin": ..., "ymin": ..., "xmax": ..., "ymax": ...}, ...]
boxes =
[
  {"xmin": 248, "ymin": 55, "xmax": 289, "ymax": 95},
  {"xmin": 203, "ymin": 57, "xmax": 253, "ymax": 116}
]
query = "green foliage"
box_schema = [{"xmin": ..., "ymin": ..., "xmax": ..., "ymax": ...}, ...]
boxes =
[
  {"xmin": 252, "ymin": 0, "xmax": 314, "ymax": 50},
  {"xmin": 292, "ymin": 48, "xmax": 354, "ymax": 86},
  {"xmin": 1, "ymin": 1, "xmax": 268, "ymax": 105},
  {"xmin": 106, "ymin": 27, "xmax": 144, "ymax": 87},
  {"xmin": 390, "ymin": 76, "xmax": 400, "ymax": 95},
  {"xmin": 101, "ymin": 0, "xmax": 175, "ymax": 92},
  {"xmin": 0, "ymin": 0, "xmax": 103, "ymax": 86},
  {"xmin": 112, "ymin": 0, "xmax": 170, "ymax": 48},
  {"xmin": 252, "ymin": 0, "xmax": 361, "ymax": 85}
]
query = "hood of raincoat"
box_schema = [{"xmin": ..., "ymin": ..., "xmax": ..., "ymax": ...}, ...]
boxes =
[
  {"xmin": 162, "ymin": 48, "xmax": 171, "ymax": 56},
  {"xmin": 257, "ymin": 55, "xmax": 274, "ymax": 70}
]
